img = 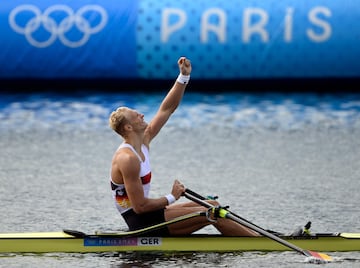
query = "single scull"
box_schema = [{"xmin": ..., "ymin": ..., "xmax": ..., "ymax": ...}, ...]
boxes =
[{"xmin": 0, "ymin": 230, "xmax": 359, "ymax": 253}]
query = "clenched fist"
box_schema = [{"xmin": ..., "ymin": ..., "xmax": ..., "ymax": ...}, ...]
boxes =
[{"xmin": 178, "ymin": 57, "xmax": 192, "ymax": 75}]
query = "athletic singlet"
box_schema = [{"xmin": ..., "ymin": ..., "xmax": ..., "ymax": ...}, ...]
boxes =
[{"xmin": 110, "ymin": 143, "xmax": 152, "ymax": 214}]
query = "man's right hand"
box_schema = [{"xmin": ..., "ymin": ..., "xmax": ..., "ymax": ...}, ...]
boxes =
[{"xmin": 171, "ymin": 179, "xmax": 186, "ymax": 200}]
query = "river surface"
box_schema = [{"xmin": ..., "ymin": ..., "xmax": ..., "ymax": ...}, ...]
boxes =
[{"xmin": 0, "ymin": 90, "xmax": 359, "ymax": 267}]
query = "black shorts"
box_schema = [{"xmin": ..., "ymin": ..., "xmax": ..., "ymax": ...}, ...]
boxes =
[{"xmin": 122, "ymin": 208, "xmax": 170, "ymax": 237}]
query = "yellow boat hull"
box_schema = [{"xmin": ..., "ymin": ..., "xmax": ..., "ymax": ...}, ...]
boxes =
[{"xmin": 0, "ymin": 232, "xmax": 359, "ymax": 253}]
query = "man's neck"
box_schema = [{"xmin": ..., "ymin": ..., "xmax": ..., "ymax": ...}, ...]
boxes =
[{"xmin": 123, "ymin": 133, "xmax": 144, "ymax": 152}]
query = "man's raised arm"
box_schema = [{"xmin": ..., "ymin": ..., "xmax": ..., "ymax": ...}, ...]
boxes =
[{"xmin": 144, "ymin": 57, "xmax": 192, "ymax": 144}]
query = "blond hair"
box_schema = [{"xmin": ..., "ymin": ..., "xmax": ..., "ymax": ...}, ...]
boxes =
[{"xmin": 109, "ymin": 107, "xmax": 129, "ymax": 137}]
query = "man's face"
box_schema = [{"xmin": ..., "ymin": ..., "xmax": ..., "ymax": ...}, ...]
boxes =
[{"xmin": 126, "ymin": 108, "xmax": 148, "ymax": 132}]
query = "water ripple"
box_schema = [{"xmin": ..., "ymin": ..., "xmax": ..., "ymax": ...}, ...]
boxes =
[{"xmin": 0, "ymin": 92, "xmax": 359, "ymax": 131}]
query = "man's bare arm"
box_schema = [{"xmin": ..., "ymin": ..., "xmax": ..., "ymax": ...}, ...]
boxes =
[
  {"xmin": 119, "ymin": 153, "xmax": 183, "ymax": 214},
  {"xmin": 144, "ymin": 57, "xmax": 192, "ymax": 145}
]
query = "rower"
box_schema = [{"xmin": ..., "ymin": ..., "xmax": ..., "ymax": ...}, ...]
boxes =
[{"xmin": 108, "ymin": 56, "xmax": 258, "ymax": 237}]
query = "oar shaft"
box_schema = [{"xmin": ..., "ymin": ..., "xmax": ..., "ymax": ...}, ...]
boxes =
[
  {"xmin": 185, "ymin": 189, "xmax": 271, "ymax": 233},
  {"xmin": 184, "ymin": 188, "xmax": 210, "ymax": 201},
  {"xmin": 184, "ymin": 188, "xmax": 333, "ymax": 262},
  {"xmin": 184, "ymin": 191, "xmax": 212, "ymax": 208},
  {"xmin": 95, "ymin": 211, "xmax": 205, "ymax": 237},
  {"xmin": 225, "ymin": 212, "xmax": 309, "ymax": 256},
  {"xmin": 183, "ymin": 191, "xmax": 308, "ymax": 256}
]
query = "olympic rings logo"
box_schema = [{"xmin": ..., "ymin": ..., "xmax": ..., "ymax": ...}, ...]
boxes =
[{"xmin": 9, "ymin": 4, "xmax": 108, "ymax": 48}]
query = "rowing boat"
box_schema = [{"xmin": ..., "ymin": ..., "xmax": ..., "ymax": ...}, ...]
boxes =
[
  {"xmin": 0, "ymin": 231, "xmax": 359, "ymax": 253},
  {"xmin": 1, "ymin": 190, "xmax": 357, "ymax": 260}
]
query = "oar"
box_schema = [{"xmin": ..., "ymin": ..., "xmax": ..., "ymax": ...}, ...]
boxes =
[
  {"xmin": 184, "ymin": 189, "xmax": 333, "ymax": 263},
  {"xmin": 185, "ymin": 188, "xmax": 282, "ymax": 235},
  {"xmin": 65, "ymin": 211, "xmax": 205, "ymax": 238}
]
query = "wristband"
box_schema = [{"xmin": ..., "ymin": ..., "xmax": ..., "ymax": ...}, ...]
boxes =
[
  {"xmin": 165, "ymin": 194, "xmax": 176, "ymax": 205},
  {"xmin": 176, "ymin": 73, "xmax": 190, "ymax": 84}
]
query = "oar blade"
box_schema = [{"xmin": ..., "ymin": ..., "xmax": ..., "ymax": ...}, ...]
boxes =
[{"xmin": 306, "ymin": 250, "xmax": 333, "ymax": 263}]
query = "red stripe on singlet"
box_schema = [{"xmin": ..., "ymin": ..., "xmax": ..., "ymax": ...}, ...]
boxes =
[{"xmin": 141, "ymin": 172, "xmax": 151, "ymax": 184}]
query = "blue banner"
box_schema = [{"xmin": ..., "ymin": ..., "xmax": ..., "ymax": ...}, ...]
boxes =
[
  {"xmin": 0, "ymin": 0, "xmax": 138, "ymax": 78},
  {"xmin": 0, "ymin": 0, "xmax": 359, "ymax": 79}
]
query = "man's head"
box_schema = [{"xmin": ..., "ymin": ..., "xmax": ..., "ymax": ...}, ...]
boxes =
[{"xmin": 109, "ymin": 107, "xmax": 147, "ymax": 137}]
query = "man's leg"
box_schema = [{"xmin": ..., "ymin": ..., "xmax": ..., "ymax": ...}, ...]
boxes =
[{"xmin": 164, "ymin": 201, "xmax": 259, "ymax": 236}]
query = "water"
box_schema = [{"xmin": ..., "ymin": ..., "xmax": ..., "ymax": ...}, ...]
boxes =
[{"xmin": 0, "ymin": 91, "xmax": 360, "ymax": 267}]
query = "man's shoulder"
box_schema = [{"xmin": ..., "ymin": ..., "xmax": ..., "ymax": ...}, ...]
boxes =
[{"xmin": 115, "ymin": 148, "xmax": 139, "ymax": 163}]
